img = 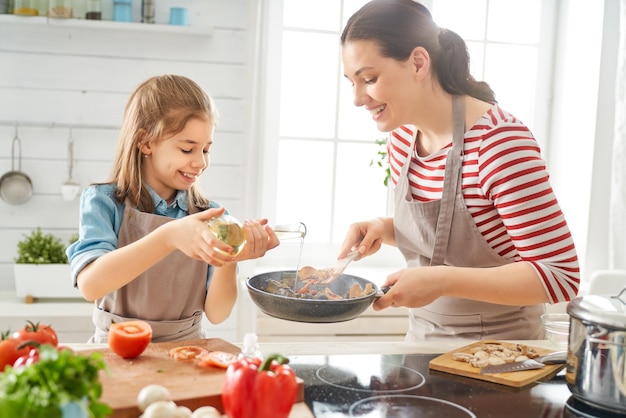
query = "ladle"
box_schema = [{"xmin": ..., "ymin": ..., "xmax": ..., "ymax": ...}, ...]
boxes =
[{"xmin": 61, "ymin": 127, "xmax": 80, "ymax": 201}]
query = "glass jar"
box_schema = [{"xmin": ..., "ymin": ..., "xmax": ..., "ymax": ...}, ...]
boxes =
[
  {"xmin": 48, "ymin": 0, "xmax": 72, "ymax": 18},
  {"xmin": 13, "ymin": 0, "xmax": 38, "ymax": 15},
  {"xmin": 85, "ymin": 0, "xmax": 101, "ymax": 20},
  {"xmin": 112, "ymin": 0, "xmax": 132, "ymax": 22}
]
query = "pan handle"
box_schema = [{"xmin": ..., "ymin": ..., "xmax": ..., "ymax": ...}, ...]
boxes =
[{"xmin": 374, "ymin": 285, "xmax": 391, "ymax": 299}]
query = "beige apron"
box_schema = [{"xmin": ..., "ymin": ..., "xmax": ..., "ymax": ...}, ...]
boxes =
[
  {"xmin": 394, "ymin": 96, "xmax": 544, "ymax": 341},
  {"xmin": 89, "ymin": 201, "xmax": 208, "ymax": 343}
]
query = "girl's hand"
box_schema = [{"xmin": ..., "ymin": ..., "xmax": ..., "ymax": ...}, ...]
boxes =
[
  {"xmin": 166, "ymin": 207, "xmax": 236, "ymax": 266},
  {"xmin": 235, "ymin": 219, "xmax": 280, "ymax": 261}
]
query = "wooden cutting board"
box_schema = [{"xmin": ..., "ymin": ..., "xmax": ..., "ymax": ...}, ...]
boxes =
[
  {"xmin": 429, "ymin": 340, "xmax": 564, "ymax": 388},
  {"xmin": 82, "ymin": 338, "xmax": 304, "ymax": 418}
]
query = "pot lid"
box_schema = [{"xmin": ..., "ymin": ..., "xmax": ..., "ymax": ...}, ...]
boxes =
[{"xmin": 567, "ymin": 288, "xmax": 626, "ymax": 328}]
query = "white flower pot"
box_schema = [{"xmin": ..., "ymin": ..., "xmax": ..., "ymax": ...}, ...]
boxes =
[{"xmin": 13, "ymin": 264, "xmax": 80, "ymax": 301}]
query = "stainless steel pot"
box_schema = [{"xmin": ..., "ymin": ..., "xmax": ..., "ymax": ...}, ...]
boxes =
[{"xmin": 565, "ymin": 287, "xmax": 626, "ymax": 413}]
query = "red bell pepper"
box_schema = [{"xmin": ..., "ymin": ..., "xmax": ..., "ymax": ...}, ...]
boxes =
[{"xmin": 222, "ymin": 353, "xmax": 298, "ymax": 418}]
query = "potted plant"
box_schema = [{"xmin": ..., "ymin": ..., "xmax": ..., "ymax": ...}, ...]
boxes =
[
  {"xmin": 369, "ymin": 137, "xmax": 391, "ymax": 187},
  {"xmin": 13, "ymin": 228, "xmax": 80, "ymax": 302}
]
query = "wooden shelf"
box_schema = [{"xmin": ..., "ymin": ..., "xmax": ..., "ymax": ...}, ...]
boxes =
[{"xmin": 0, "ymin": 14, "xmax": 213, "ymax": 36}]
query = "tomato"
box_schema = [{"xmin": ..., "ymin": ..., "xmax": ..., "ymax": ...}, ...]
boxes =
[
  {"xmin": 12, "ymin": 321, "xmax": 58, "ymax": 349},
  {"xmin": 197, "ymin": 351, "xmax": 238, "ymax": 369},
  {"xmin": 0, "ymin": 333, "xmax": 29, "ymax": 372},
  {"xmin": 169, "ymin": 346, "xmax": 209, "ymax": 360},
  {"xmin": 108, "ymin": 320, "xmax": 152, "ymax": 359}
]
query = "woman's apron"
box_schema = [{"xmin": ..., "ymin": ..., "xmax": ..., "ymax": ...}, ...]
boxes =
[
  {"xmin": 393, "ymin": 95, "xmax": 544, "ymax": 341},
  {"xmin": 89, "ymin": 202, "xmax": 208, "ymax": 343}
]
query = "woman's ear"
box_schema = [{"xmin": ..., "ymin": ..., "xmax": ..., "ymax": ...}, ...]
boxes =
[{"xmin": 411, "ymin": 46, "xmax": 430, "ymax": 79}]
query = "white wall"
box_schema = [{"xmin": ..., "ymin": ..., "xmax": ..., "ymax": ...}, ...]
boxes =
[
  {"xmin": 0, "ymin": 0, "xmax": 252, "ymax": 292},
  {"xmin": 0, "ymin": 1, "xmax": 255, "ymax": 341}
]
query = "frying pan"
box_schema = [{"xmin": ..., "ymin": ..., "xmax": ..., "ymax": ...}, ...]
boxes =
[
  {"xmin": 0, "ymin": 129, "xmax": 33, "ymax": 205},
  {"xmin": 246, "ymin": 271, "xmax": 389, "ymax": 323}
]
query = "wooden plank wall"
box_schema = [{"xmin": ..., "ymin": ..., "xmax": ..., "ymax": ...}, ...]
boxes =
[{"xmin": 0, "ymin": 0, "xmax": 252, "ymax": 293}]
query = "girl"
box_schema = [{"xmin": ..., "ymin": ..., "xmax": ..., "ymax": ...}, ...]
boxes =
[
  {"xmin": 67, "ymin": 75, "xmax": 280, "ymax": 343},
  {"xmin": 338, "ymin": 0, "xmax": 580, "ymax": 340}
]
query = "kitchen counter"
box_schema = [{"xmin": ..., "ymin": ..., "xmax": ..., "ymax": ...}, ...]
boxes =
[
  {"xmin": 68, "ymin": 339, "xmax": 559, "ymax": 356},
  {"xmin": 67, "ymin": 339, "xmax": 564, "ymax": 418}
]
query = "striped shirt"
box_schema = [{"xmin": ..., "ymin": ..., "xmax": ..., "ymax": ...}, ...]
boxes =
[{"xmin": 388, "ymin": 104, "xmax": 580, "ymax": 303}]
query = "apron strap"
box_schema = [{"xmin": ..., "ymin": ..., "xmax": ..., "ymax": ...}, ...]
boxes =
[{"xmin": 430, "ymin": 95, "xmax": 465, "ymax": 266}]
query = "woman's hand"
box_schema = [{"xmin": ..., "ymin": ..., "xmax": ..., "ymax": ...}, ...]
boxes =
[
  {"xmin": 338, "ymin": 217, "xmax": 391, "ymax": 259},
  {"xmin": 372, "ymin": 267, "xmax": 445, "ymax": 310}
]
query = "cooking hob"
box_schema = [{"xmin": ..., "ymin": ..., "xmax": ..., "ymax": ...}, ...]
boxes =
[{"xmin": 287, "ymin": 353, "xmax": 613, "ymax": 418}]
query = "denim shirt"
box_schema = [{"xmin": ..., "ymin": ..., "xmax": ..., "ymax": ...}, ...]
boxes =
[{"xmin": 66, "ymin": 184, "xmax": 220, "ymax": 288}]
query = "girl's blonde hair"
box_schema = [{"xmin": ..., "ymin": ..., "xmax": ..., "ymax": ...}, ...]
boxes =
[{"xmin": 108, "ymin": 74, "xmax": 218, "ymax": 212}]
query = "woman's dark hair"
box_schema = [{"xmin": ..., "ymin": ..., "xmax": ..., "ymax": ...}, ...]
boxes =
[{"xmin": 341, "ymin": 0, "xmax": 496, "ymax": 103}]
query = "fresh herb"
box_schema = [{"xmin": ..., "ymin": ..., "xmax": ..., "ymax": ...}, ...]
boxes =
[
  {"xmin": 369, "ymin": 137, "xmax": 391, "ymax": 186},
  {"xmin": 0, "ymin": 344, "xmax": 112, "ymax": 418},
  {"xmin": 14, "ymin": 228, "xmax": 71, "ymax": 264}
]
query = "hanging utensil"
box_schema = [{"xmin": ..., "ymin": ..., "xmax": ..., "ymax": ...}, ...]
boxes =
[
  {"xmin": 0, "ymin": 123, "xmax": 33, "ymax": 205},
  {"xmin": 61, "ymin": 127, "xmax": 80, "ymax": 201}
]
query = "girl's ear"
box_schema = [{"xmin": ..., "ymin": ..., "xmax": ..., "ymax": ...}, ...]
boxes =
[{"xmin": 137, "ymin": 130, "xmax": 152, "ymax": 155}]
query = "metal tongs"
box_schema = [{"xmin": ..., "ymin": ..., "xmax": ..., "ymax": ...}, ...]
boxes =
[{"xmin": 318, "ymin": 250, "xmax": 361, "ymax": 284}]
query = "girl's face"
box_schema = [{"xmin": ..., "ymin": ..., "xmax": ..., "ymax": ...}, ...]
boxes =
[
  {"xmin": 141, "ymin": 117, "xmax": 213, "ymax": 202},
  {"xmin": 342, "ymin": 40, "xmax": 425, "ymax": 132}
]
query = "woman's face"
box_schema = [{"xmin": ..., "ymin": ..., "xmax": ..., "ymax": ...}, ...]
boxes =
[
  {"xmin": 141, "ymin": 117, "xmax": 213, "ymax": 202},
  {"xmin": 342, "ymin": 40, "xmax": 423, "ymax": 132}
]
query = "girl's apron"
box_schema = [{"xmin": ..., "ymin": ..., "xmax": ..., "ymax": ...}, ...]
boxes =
[
  {"xmin": 90, "ymin": 201, "xmax": 208, "ymax": 343},
  {"xmin": 393, "ymin": 95, "xmax": 544, "ymax": 341}
]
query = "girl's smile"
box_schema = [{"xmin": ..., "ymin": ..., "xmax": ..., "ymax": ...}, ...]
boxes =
[{"xmin": 141, "ymin": 117, "xmax": 213, "ymax": 202}]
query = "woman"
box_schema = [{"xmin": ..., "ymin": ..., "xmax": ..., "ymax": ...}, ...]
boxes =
[
  {"xmin": 67, "ymin": 75, "xmax": 280, "ymax": 343},
  {"xmin": 339, "ymin": 0, "xmax": 579, "ymax": 340}
]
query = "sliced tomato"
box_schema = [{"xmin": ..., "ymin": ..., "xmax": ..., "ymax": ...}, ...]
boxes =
[
  {"xmin": 169, "ymin": 345, "xmax": 209, "ymax": 360},
  {"xmin": 12, "ymin": 321, "xmax": 58, "ymax": 349},
  {"xmin": 108, "ymin": 320, "xmax": 152, "ymax": 359},
  {"xmin": 197, "ymin": 350, "xmax": 238, "ymax": 369}
]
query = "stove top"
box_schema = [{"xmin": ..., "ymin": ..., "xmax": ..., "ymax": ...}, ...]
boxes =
[{"xmin": 287, "ymin": 353, "xmax": 611, "ymax": 418}]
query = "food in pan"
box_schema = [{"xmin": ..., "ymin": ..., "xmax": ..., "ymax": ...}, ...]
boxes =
[{"xmin": 263, "ymin": 273, "xmax": 374, "ymax": 300}]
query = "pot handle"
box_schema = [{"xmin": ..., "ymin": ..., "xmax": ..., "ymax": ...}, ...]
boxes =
[{"xmin": 615, "ymin": 287, "xmax": 626, "ymax": 306}]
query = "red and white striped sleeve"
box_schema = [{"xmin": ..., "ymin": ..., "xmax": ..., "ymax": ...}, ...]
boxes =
[{"xmin": 476, "ymin": 107, "xmax": 579, "ymax": 303}]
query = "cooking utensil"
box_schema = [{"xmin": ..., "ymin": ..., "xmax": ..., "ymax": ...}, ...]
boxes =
[
  {"xmin": 429, "ymin": 340, "xmax": 565, "ymax": 387},
  {"xmin": 566, "ymin": 286, "xmax": 626, "ymax": 413},
  {"xmin": 318, "ymin": 250, "xmax": 361, "ymax": 284},
  {"xmin": 61, "ymin": 128, "xmax": 81, "ymax": 201},
  {"xmin": 247, "ymin": 271, "xmax": 389, "ymax": 323},
  {"xmin": 480, "ymin": 351, "xmax": 567, "ymax": 374},
  {"xmin": 0, "ymin": 124, "xmax": 33, "ymax": 205}
]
